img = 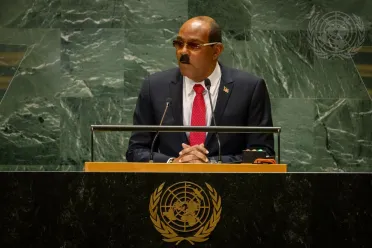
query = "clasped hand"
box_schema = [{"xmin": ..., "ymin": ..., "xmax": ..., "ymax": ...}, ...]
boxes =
[{"xmin": 173, "ymin": 143, "xmax": 209, "ymax": 163}]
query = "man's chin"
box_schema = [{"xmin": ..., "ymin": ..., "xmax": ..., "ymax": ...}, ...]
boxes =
[{"xmin": 179, "ymin": 63, "xmax": 192, "ymax": 75}]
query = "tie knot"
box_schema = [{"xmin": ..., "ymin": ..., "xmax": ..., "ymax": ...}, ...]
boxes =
[{"xmin": 193, "ymin": 84, "xmax": 205, "ymax": 94}]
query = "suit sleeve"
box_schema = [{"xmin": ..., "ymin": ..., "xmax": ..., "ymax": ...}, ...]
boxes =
[
  {"xmin": 208, "ymin": 78, "xmax": 275, "ymax": 163},
  {"xmin": 245, "ymin": 78, "xmax": 275, "ymax": 155},
  {"xmin": 125, "ymin": 78, "xmax": 172, "ymax": 163}
]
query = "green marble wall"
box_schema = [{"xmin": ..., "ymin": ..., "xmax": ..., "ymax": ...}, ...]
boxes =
[{"xmin": 0, "ymin": 0, "xmax": 371, "ymax": 171}]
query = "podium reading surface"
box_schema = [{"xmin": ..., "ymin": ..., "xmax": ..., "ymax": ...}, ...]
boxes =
[{"xmin": 84, "ymin": 162, "xmax": 287, "ymax": 172}]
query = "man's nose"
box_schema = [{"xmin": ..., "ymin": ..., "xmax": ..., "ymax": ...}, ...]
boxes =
[{"xmin": 180, "ymin": 43, "xmax": 189, "ymax": 54}]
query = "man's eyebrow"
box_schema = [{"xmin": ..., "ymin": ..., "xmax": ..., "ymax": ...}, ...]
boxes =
[
  {"xmin": 188, "ymin": 38, "xmax": 203, "ymax": 43},
  {"xmin": 176, "ymin": 36, "xmax": 204, "ymax": 43}
]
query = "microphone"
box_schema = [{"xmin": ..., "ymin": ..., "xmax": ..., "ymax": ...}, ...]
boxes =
[
  {"xmin": 149, "ymin": 97, "xmax": 172, "ymax": 163},
  {"xmin": 204, "ymin": 78, "xmax": 222, "ymax": 163}
]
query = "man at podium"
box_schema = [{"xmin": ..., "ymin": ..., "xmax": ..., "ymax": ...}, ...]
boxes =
[{"xmin": 126, "ymin": 16, "xmax": 274, "ymax": 163}]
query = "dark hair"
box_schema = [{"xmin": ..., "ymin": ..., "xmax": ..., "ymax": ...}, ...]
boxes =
[
  {"xmin": 194, "ymin": 16, "xmax": 222, "ymax": 43},
  {"xmin": 208, "ymin": 20, "xmax": 222, "ymax": 43}
]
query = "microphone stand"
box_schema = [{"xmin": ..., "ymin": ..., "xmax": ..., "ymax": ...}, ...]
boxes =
[
  {"xmin": 205, "ymin": 79, "xmax": 222, "ymax": 164},
  {"xmin": 149, "ymin": 98, "xmax": 172, "ymax": 162}
]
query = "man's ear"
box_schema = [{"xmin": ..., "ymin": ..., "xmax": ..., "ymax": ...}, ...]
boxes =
[{"xmin": 214, "ymin": 43, "xmax": 224, "ymax": 59}]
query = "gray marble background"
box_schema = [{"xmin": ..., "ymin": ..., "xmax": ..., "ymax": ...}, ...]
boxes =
[{"xmin": 0, "ymin": 0, "xmax": 371, "ymax": 171}]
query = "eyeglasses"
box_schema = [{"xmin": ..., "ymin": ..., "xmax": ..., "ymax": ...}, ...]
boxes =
[{"xmin": 172, "ymin": 40, "xmax": 220, "ymax": 51}]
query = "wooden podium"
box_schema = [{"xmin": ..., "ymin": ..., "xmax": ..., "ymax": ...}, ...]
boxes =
[{"xmin": 84, "ymin": 162, "xmax": 287, "ymax": 172}]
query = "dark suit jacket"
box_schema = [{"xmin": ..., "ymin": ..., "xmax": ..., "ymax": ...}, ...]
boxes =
[{"xmin": 126, "ymin": 63, "xmax": 274, "ymax": 163}]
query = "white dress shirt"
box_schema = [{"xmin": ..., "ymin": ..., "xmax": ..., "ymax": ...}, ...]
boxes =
[{"xmin": 183, "ymin": 63, "xmax": 221, "ymax": 138}]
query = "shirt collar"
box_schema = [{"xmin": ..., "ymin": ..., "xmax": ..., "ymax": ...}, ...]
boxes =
[{"xmin": 184, "ymin": 63, "xmax": 221, "ymax": 96}]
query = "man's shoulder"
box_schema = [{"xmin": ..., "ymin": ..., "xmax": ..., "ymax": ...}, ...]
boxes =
[
  {"xmin": 223, "ymin": 65, "xmax": 263, "ymax": 84},
  {"xmin": 147, "ymin": 67, "xmax": 180, "ymax": 83}
]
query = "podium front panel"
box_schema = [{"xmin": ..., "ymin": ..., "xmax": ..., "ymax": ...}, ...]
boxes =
[{"xmin": 0, "ymin": 172, "xmax": 371, "ymax": 247}]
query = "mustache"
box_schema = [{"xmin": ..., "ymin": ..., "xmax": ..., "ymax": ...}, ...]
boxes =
[{"xmin": 179, "ymin": 54, "xmax": 190, "ymax": 64}]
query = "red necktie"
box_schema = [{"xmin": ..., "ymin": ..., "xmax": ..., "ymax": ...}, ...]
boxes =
[{"xmin": 189, "ymin": 84, "xmax": 206, "ymax": 146}]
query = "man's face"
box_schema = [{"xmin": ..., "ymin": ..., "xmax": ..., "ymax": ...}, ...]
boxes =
[{"xmin": 174, "ymin": 20, "xmax": 217, "ymax": 82}]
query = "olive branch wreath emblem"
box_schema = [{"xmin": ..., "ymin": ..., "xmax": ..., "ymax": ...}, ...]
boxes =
[
  {"xmin": 306, "ymin": 11, "xmax": 365, "ymax": 59},
  {"xmin": 149, "ymin": 182, "xmax": 222, "ymax": 245}
]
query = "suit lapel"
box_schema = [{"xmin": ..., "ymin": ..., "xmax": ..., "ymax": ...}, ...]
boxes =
[
  {"xmin": 205, "ymin": 64, "xmax": 234, "ymax": 146},
  {"xmin": 169, "ymin": 70, "xmax": 188, "ymax": 143}
]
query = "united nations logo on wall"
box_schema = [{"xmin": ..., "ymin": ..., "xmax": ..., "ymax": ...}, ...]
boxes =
[
  {"xmin": 149, "ymin": 181, "xmax": 222, "ymax": 245},
  {"xmin": 307, "ymin": 11, "xmax": 365, "ymax": 59}
]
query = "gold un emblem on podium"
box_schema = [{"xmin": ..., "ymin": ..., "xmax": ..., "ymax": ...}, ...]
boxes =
[{"xmin": 149, "ymin": 181, "xmax": 222, "ymax": 245}]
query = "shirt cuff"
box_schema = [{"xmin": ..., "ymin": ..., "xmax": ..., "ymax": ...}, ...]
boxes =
[{"xmin": 167, "ymin": 157, "xmax": 175, "ymax": 163}]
